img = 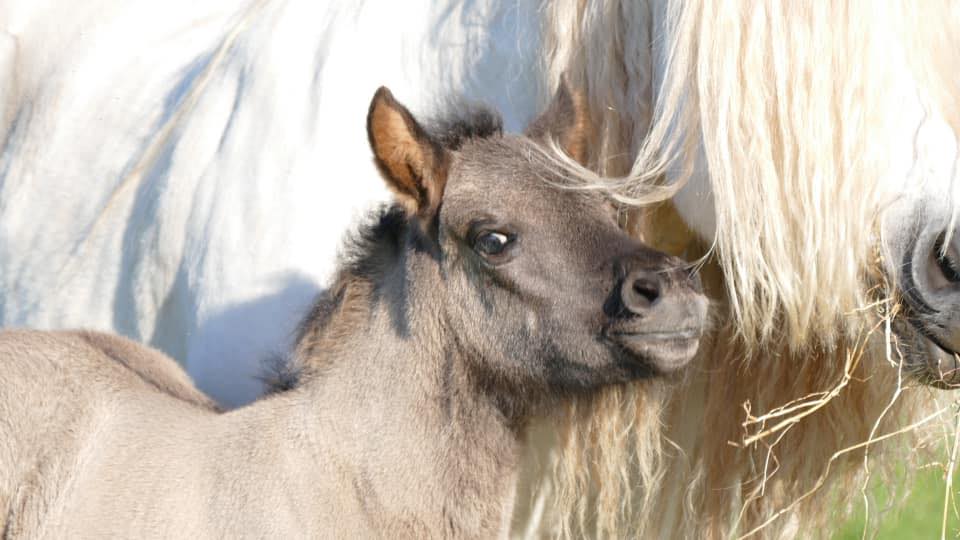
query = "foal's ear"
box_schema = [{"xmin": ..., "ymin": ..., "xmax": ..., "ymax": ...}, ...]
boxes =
[
  {"xmin": 367, "ymin": 87, "xmax": 448, "ymax": 220},
  {"xmin": 524, "ymin": 76, "xmax": 590, "ymax": 165}
]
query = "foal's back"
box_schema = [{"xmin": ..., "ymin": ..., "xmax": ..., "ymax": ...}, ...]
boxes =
[{"xmin": 0, "ymin": 330, "xmax": 217, "ymax": 536}]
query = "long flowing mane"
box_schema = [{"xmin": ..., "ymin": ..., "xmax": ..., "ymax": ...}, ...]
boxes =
[{"xmin": 522, "ymin": 1, "xmax": 960, "ymax": 537}]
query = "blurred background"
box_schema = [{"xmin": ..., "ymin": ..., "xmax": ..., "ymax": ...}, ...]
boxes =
[{"xmin": 836, "ymin": 470, "xmax": 960, "ymax": 538}]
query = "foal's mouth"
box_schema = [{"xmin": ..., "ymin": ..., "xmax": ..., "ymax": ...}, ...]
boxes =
[
  {"xmin": 604, "ymin": 326, "xmax": 703, "ymax": 373},
  {"xmin": 609, "ymin": 329, "xmax": 701, "ymax": 340}
]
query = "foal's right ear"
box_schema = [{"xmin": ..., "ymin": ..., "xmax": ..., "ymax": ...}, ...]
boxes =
[
  {"xmin": 524, "ymin": 75, "xmax": 591, "ymax": 166},
  {"xmin": 367, "ymin": 88, "xmax": 449, "ymax": 220}
]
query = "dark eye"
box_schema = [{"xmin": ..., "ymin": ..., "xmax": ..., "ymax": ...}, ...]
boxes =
[{"xmin": 474, "ymin": 231, "xmax": 513, "ymax": 258}]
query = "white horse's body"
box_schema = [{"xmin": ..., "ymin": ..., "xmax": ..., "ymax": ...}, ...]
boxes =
[{"xmin": 1, "ymin": 0, "xmax": 543, "ymax": 406}]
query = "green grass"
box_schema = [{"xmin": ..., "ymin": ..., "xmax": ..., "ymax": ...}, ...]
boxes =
[{"xmin": 834, "ymin": 469, "xmax": 960, "ymax": 539}]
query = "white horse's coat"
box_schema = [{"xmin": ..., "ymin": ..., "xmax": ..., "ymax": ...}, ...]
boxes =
[{"xmin": 0, "ymin": 0, "xmax": 543, "ymax": 406}]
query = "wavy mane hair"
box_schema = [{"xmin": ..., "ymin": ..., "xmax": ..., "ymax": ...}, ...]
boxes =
[{"xmin": 516, "ymin": 1, "xmax": 960, "ymax": 538}]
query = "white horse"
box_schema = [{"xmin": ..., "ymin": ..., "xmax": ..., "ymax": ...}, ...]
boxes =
[
  {"xmin": 3, "ymin": 0, "xmax": 959, "ymax": 537},
  {"xmin": 1, "ymin": 0, "xmax": 544, "ymax": 407}
]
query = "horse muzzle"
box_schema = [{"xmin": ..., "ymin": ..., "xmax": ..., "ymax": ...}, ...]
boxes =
[{"xmin": 898, "ymin": 226, "xmax": 960, "ymax": 388}]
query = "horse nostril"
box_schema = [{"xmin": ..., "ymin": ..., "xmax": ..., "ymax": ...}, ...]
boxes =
[
  {"xmin": 932, "ymin": 232, "xmax": 960, "ymax": 287},
  {"xmin": 622, "ymin": 271, "xmax": 662, "ymax": 314}
]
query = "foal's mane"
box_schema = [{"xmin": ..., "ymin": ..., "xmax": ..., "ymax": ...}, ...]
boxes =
[{"xmin": 263, "ymin": 104, "xmax": 503, "ymax": 393}]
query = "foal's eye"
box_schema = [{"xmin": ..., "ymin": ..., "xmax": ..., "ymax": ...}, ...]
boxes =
[{"xmin": 474, "ymin": 231, "xmax": 513, "ymax": 258}]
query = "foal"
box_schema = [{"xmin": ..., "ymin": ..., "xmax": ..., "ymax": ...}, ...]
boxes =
[{"xmin": 0, "ymin": 83, "xmax": 706, "ymax": 538}]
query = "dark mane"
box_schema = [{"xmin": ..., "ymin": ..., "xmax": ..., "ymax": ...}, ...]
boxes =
[
  {"xmin": 427, "ymin": 102, "xmax": 503, "ymax": 150},
  {"xmin": 332, "ymin": 203, "xmax": 410, "ymax": 287},
  {"xmin": 263, "ymin": 204, "xmax": 410, "ymax": 393}
]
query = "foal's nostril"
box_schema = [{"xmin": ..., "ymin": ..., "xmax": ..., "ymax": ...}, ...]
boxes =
[
  {"xmin": 632, "ymin": 279, "xmax": 660, "ymax": 305},
  {"xmin": 622, "ymin": 271, "xmax": 662, "ymax": 314}
]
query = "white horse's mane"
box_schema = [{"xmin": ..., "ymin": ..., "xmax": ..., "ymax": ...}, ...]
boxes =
[
  {"xmin": 523, "ymin": 1, "xmax": 960, "ymax": 538},
  {"xmin": 549, "ymin": 0, "xmax": 960, "ymax": 349}
]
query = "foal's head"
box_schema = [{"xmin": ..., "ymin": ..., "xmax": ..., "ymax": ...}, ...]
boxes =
[{"xmin": 362, "ymin": 81, "xmax": 708, "ymax": 401}]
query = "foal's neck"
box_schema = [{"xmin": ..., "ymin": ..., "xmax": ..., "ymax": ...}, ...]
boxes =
[{"xmin": 290, "ymin": 271, "xmax": 522, "ymax": 537}]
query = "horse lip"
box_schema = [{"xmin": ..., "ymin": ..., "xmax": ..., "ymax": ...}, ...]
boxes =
[
  {"xmin": 609, "ymin": 329, "xmax": 701, "ymax": 340},
  {"xmin": 904, "ymin": 317, "xmax": 960, "ymax": 389},
  {"xmin": 920, "ymin": 339, "xmax": 960, "ymax": 389},
  {"xmin": 926, "ymin": 329, "xmax": 960, "ymax": 358},
  {"xmin": 906, "ymin": 317, "xmax": 960, "ymax": 357}
]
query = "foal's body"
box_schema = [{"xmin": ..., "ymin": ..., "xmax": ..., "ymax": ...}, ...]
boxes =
[
  {"xmin": 0, "ymin": 85, "xmax": 705, "ymax": 537},
  {"xmin": 1, "ymin": 329, "xmax": 511, "ymax": 538}
]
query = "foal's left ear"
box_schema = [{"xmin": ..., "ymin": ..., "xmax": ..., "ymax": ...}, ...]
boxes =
[
  {"xmin": 524, "ymin": 76, "xmax": 591, "ymax": 166},
  {"xmin": 367, "ymin": 87, "xmax": 449, "ymax": 220}
]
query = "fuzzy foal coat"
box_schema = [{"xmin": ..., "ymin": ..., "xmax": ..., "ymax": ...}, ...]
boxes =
[{"xmin": 0, "ymin": 328, "xmax": 518, "ymax": 538}]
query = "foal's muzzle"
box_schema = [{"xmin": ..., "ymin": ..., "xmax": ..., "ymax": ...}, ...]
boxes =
[{"xmin": 604, "ymin": 255, "xmax": 708, "ymax": 373}]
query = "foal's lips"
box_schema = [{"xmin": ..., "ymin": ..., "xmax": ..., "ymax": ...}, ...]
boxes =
[{"xmin": 608, "ymin": 328, "xmax": 703, "ymax": 373}]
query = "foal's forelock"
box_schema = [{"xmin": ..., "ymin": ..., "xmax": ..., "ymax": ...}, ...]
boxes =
[{"xmin": 425, "ymin": 102, "xmax": 503, "ymax": 150}]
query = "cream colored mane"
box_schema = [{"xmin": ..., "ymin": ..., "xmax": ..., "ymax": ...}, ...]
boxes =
[{"xmin": 519, "ymin": 1, "xmax": 960, "ymax": 538}]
